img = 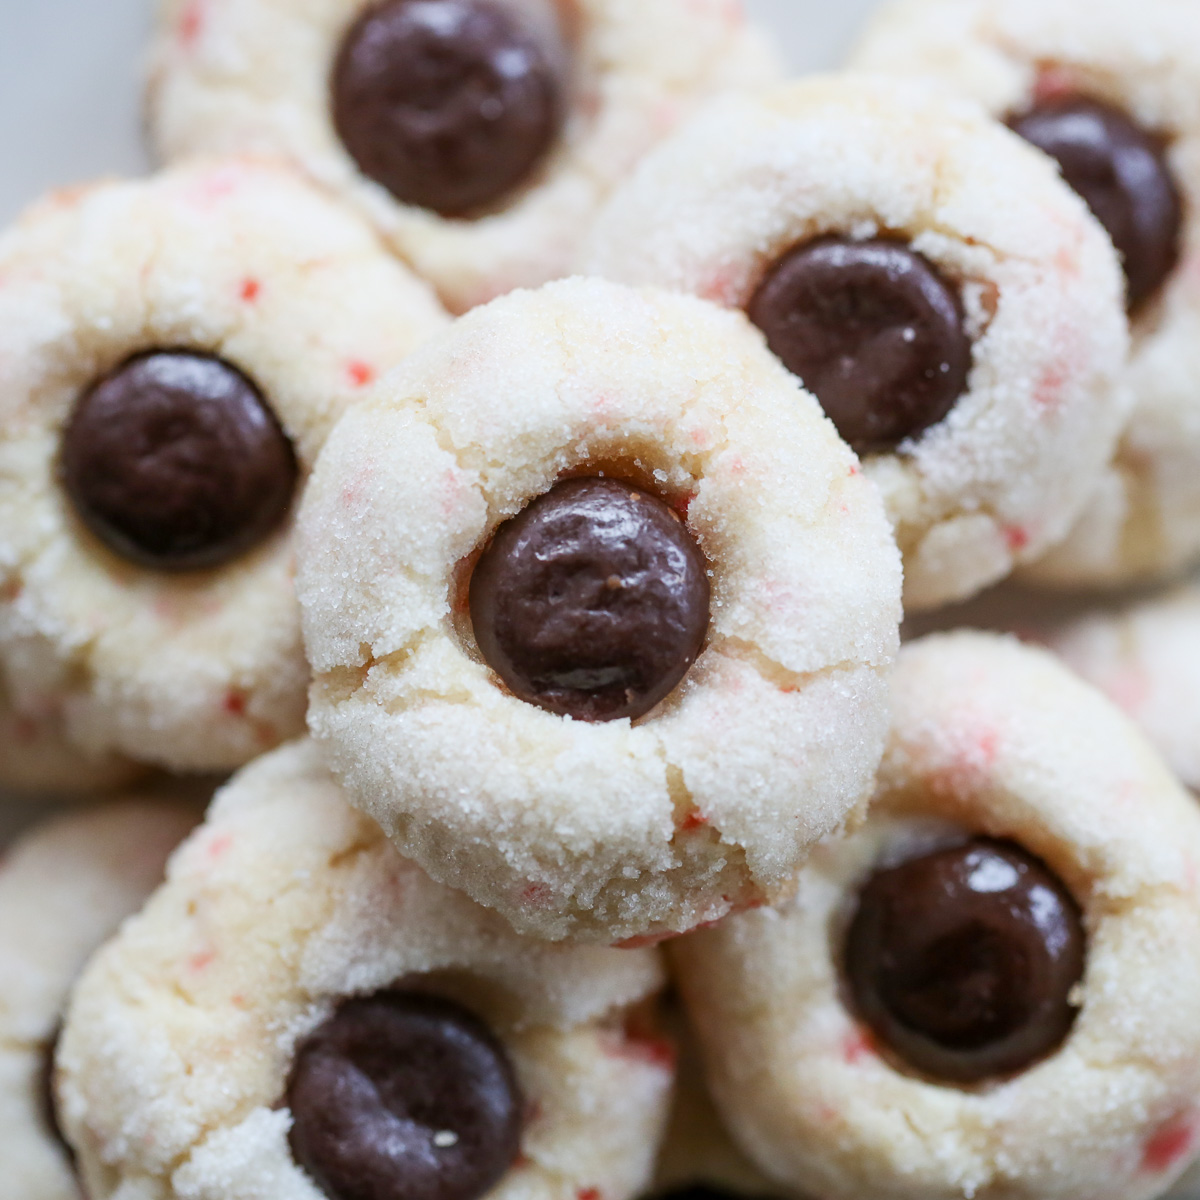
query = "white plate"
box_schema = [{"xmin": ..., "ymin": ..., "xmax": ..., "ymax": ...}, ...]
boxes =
[{"xmin": 0, "ymin": 0, "xmax": 885, "ymax": 843}]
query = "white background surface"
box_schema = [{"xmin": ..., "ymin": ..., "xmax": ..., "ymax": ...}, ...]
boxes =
[{"xmin": 0, "ymin": 0, "xmax": 883, "ymax": 842}]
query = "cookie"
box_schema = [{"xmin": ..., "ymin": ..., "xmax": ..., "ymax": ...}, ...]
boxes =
[
  {"xmin": 652, "ymin": 1021, "xmax": 781, "ymax": 1200},
  {"xmin": 0, "ymin": 798, "xmax": 199, "ymax": 1200},
  {"xmin": 0, "ymin": 159, "xmax": 448, "ymax": 775},
  {"xmin": 57, "ymin": 739, "xmax": 675, "ymax": 1200},
  {"xmin": 0, "ymin": 675, "xmax": 142, "ymax": 795},
  {"xmin": 297, "ymin": 276, "xmax": 903, "ymax": 944},
  {"xmin": 1035, "ymin": 583, "xmax": 1200, "ymax": 793},
  {"xmin": 672, "ymin": 631, "xmax": 1200, "ymax": 1200},
  {"xmin": 147, "ymin": 0, "xmax": 781, "ymax": 315},
  {"xmin": 583, "ymin": 74, "xmax": 1131, "ymax": 611},
  {"xmin": 853, "ymin": 0, "xmax": 1200, "ymax": 588}
]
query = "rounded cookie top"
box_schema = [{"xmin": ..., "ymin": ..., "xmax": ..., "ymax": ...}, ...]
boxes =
[
  {"xmin": 671, "ymin": 631, "xmax": 1200, "ymax": 1200},
  {"xmin": 147, "ymin": 0, "xmax": 780, "ymax": 314},
  {"xmin": 58, "ymin": 739, "xmax": 673, "ymax": 1200},
  {"xmin": 583, "ymin": 73, "xmax": 1131, "ymax": 611},
  {"xmin": 853, "ymin": 0, "xmax": 1200, "ymax": 588},
  {"xmin": 0, "ymin": 158, "xmax": 448, "ymax": 775},
  {"xmin": 297, "ymin": 276, "xmax": 902, "ymax": 944},
  {"xmin": 0, "ymin": 798, "xmax": 199, "ymax": 1200},
  {"xmin": 1041, "ymin": 581, "xmax": 1200, "ymax": 792}
]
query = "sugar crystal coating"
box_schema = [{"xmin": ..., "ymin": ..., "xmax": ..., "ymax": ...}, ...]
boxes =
[
  {"xmin": 297, "ymin": 277, "xmax": 902, "ymax": 943},
  {"xmin": 672, "ymin": 632, "xmax": 1200, "ymax": 1200}
]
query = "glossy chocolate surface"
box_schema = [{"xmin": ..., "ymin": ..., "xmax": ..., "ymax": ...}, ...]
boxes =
[
  {"xmin": 470, "ymin": 477, "xmax": 710, "ymax": 722},
  {"xmin": 333, "ymin": 0, "xmax": 564, "ymax": 216},
  {"xmin": 747, "ymin": 238, "xmax": 971, "ymax": 454},
  {"xmin": 845, "ymin": 837, "xmax": 1085, "ymax": 1083}
]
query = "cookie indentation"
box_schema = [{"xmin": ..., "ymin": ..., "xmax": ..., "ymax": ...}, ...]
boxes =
[
  {"xmin": 60, "ymin": 351, "xmax": 297, "ymax": 572},
  {"xmin": 845, "ymin": 837, "xmax": 1085, "ymax": 1084},
  {"xmin": 469, "ymin": 477, "xmax": 710, "ymax": 722},
  {"xmin": 332, "ymin": 0, "xmax": 565, "ymax": 217},
  {"xmin": 747, "ymin": 238, "xmax": 971, "ymax": 455},
  {"xmin": 1010, "ymin": 96, "xmax": 1183, "ymax": 313},
  {"xmin": 287, "ymin": 991, "xmax": 523, "ymax": 1200}
]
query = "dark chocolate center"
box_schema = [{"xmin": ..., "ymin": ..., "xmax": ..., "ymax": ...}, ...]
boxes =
[
  {"xmin": 746, "ymin": 238, "xmax": 972, "ymax": 455},
  {"xmin": 60, "ymin": 350, "xmax": 297, "ymax": 572},
  {"xmin": 844, "ymin": 837, "xmax": 1085, "ymax": 1084},
  {"xmin": 1010, "ymin": 95, "xmax": 1183, "ymax": 313},
  {"xmin": 469, "ymin": 476, "xmax": 710, "ymax": 722},
  {"xmin": 287, "ymin": 991, "xmax": 523, "ymax": 1200},
  {"xmin": 332, "ymin": 0, "xmax": 565, "ymax": 217}
]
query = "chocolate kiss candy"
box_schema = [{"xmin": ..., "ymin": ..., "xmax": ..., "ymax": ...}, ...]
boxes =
[
  {"xmin": 60, "ymin": 350, "xmax": 297, "ymax": 572},
  {"xmin": 747, "ymin": 237, "xmax": 972, "ymax": 455},
  {"xmin": 1010, "ymin": 95, "xmax": 1183, "ymax": 314},
  {"xmin": 332, "ymin": 0, "xmax": 564, "ymax": 217},
  {"xmin": 288, "ymin": 991, "xmax": 523, "ymax": 1200},
  {"xmin": 845, "ymin": 837, "xmax": 1085, "ymax": 1084},
  {"xmin": 469, "ymin": 476, "xmax": 711, "ymax": 722}
]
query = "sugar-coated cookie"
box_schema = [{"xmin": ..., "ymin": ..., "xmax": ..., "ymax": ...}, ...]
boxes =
[
  {"xmin": 58, "ymin": 739, "xmax": 674, "ymax": 1200},
  {"xmin": 0, "ymin": 798, "xmax": 199, "ymax": 1200},
  {"xmin": 672, "ymin": 632, "xmax": 1200, "ymax": 1200},
  {"xmin": 652, "ymin": 1024, "xmax": 780, "ymax": 1200},
  {"xmin": 854, "ymin": 0, "xmax": 1200, "ymax": 588},
  {"xmin": 147, "ymin": 0, "xmax": 780, "ymax": 315},
  {"xmin": 584, "ymin": 75, "xmax": 1131, "ymax": 611},
  {"xmin": 0, "ymin": 159, "xmax": 448, "ymax": 775},
  {"xmin": 297, "ymin": 277, "xmax": 903, "ymax": 944},
  {"xmin": 1038, "ymin": 583, "xmax": 1200, "ymax": 793}
]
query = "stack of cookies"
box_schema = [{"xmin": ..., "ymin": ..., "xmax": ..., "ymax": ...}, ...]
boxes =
[{"xmin": 4, "ymin": 2, "xmax": 1200, "ymax": 1199}]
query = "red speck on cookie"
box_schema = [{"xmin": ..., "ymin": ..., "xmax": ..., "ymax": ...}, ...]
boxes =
[
  {"xmin": 188, "ymin": 949, "xmax": 216, "ymax": 973},
  {"xmin": 678, "ymin": 810, "xmax": 708, "ymax": 832},
  {"xmin": 239, "ymin": 278, "xmax": 261, "ymax": 304},
  {"xmin": 1142, "ymin": 1115, "xmax": 1198, "ymax": 1174},
  {"xmin": 1034, "ymin": 363, "xmax": 1068, "ymax": 412},
  {"xmin": 1103, "ymin": 666, "xmax": 1151, "ymax": 715},
  {"xmin": 842, "ymin": 1027, "xmax": 878, "ymax": 1065},
  {"xmin": 346, "ymin": 360, "xmax": 376, "ymax": 388},
  {"xmin": 604, "ymin": 1026, "xmax": 676, "ymax": 1071},
  {"xmin": 520, "ymin": 882, "xmax": 553, "ymax": 907},
  {"xmin": 1183, "ymin": 855, "xmax": 1199, "ymax": 893},
  {"xmin": 189, "ymin": 167, "xmax": 241, "ymax": 209},
  {"xmin": 205, "ymin": 834, "xmax": 233, "ymax": 862},
  {"xmin": 700, "ymin": 268, "xmax": 738, "ymax": 305},
  {"xmin": 179, "ymin": 0, "xmax": 205, "ymax": 47},
  {"xmin": 976, "ymin": 729, "xmax": 999, "ymax": 764},
  {"xmin": 223, "ymin": 690, "xmax": 247, "ymax": 718},
  {"xmin": 577, "ymin": 1189, "xmax": 602, "ymax": 1200},
  {"xmin": 1034, "ymin": 67, "xmax": 1080, "ymax": 104},
  {"xmin": 670, "ymin": 492, "xmax": 696, "ymax": 520},
  {"xmin": 1004, "ymin": 526, "xmax": 1031, "ymax": 553}
]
